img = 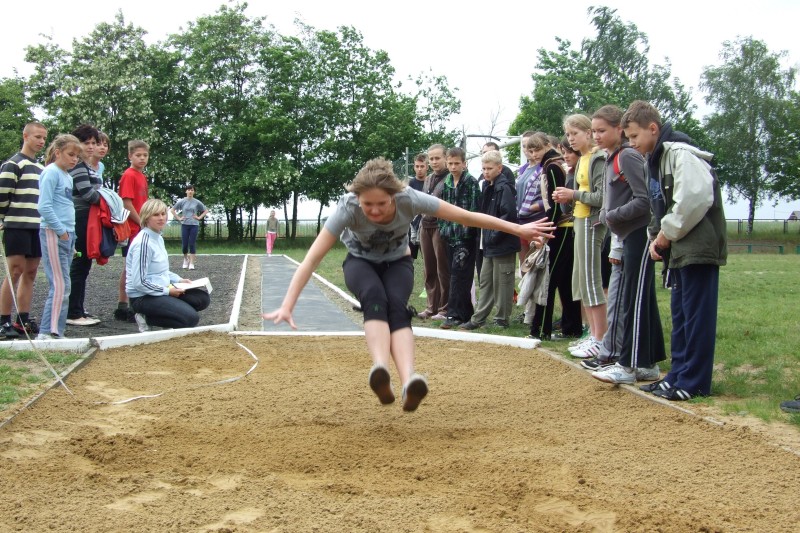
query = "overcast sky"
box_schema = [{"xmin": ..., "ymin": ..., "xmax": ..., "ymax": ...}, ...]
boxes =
[{"xmin": 3, "ymin": 0, "xmax": 799, "ymax": 219}]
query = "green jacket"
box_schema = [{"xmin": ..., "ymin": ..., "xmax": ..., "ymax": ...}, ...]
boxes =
[
  {"xmin": 654, "ymin": 142, "xmax": 727, "ymax": 269},
  {"xmin": 438, "ymin": 172, "xmax": 480, "ymax": 243}
]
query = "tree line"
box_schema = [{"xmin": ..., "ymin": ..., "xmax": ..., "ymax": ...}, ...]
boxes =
[{"xmin": 0, "ymin": 4, "xmax": 796, "ymax": 237}]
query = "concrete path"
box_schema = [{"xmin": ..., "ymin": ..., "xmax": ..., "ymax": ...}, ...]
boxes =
[{"xmin": 260, "ymin": 255, "xmax": 362, "ymax": 332}]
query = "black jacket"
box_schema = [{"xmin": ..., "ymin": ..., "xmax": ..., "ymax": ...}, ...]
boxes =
[{"xmin": 479, "ymin": 173, "xmax": 520, "ymax": 258}]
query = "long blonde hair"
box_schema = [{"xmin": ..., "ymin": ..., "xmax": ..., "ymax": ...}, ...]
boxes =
[{"xmin": 44, "ymin": 134, "xmax": 82, "ymax": 166}]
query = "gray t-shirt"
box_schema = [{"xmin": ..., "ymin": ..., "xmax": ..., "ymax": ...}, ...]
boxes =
[
  {"xmin": 173, "ymin": 197, "xmax": 207, "ymax": 226},
  {"xmin": 324, "ymin": 187, "xmax": 440, "ymax": 262}
]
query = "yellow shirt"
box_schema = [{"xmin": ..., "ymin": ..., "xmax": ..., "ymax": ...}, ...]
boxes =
[{"xmin": 573, "ymin": 153, "xmax": 591, "ymax": 219}]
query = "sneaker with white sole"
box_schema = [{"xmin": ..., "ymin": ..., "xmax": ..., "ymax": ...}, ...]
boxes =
[
  {"xmin": 182, "ymin": 258, "xmax": 189, "ymax": 269},
  {"xmin": 188, "ymin": 263, "xmax": 195, "ymax": 270},
  {"xmin": 36, "ymin": 333, "xmax": 56, "ymax": 341},
  {"xmin": 568, "ymin": 337, "xmax": 594, "ymax": 353},
  {"xmin": 592, "ymin": 363, "xmax": 636, "ymax": 384},
  {"xmin": 635, "ymin": 364, "xmax": 660, "ymax": 382},
  {"xmin": 66, "ymin": 316, "xmax": 100, "ymax": 326},
  {"xmin": 134, "ymin": 313, "xmax": 151, "ymax": 333},
  {"xmin": 571, "ymin": 339, "xmax": 601, "ymax": 359},
  {"xmin": 431, "ymin": 313, "xmax": 447, "ymax": 321},
  {"xmin": 402, "ymin": 373, "xmax": 428, "ymax": 412},
  {"xmin": 368, "ymin": 364, "xmax": 395, "ymax": 405}
]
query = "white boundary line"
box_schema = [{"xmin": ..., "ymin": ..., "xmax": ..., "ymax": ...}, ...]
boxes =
[{"xmin": 229, "ymin": 255, "xmax": 248, "ymax": 328}]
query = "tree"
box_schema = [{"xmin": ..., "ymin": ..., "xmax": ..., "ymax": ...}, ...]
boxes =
[
  {"xmin": 701, "ymin": 37, "xmax": 799, "ymax": 233},
  {"xmin": 25, "ymin": 12, "xmax": 157, "ymax": 186},
  {"xmin": 0, "ymin": 77, "xmax": 34, "ymax": 159},
  {"xmin": 168, "ymin": 2, "xmax": 275, "ymax": 241},
  {"xmin": 510, "ymin": 6, "xmax": 701, "ymax": 160}
]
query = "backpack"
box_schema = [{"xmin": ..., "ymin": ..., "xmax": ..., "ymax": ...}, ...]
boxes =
[{"xmin": 612, "ymin": 146, "xmax": 636, "ymax": 182}]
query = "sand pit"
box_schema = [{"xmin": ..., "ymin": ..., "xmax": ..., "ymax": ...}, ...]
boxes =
[{"xmin": 1, "ymin": 332, "xmax": 798, "ymax": 532}]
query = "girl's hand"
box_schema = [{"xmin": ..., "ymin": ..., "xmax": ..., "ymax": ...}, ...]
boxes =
[
  {"xmin": 168, "ymin": 286, "xmax": 185, "ymax": 297},
  {"xmin": 553, "ymin": 186, "xmax": 573, "ymax": 203},
  {"xmin": 519, "ymin": 219, "xmax": 555, "ymax": 241},
  {"xmin": 262, "ymin": 308, "xmax": 296, "ymax": 330}
]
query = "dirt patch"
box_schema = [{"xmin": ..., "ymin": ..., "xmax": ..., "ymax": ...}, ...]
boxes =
[
  {"xmin": 237, "ymin": 255, "xmax": 265, "ymax": 331},
  {"xmin": 1, "ymin": 332, "xmax": 799, "ymax": 532}
]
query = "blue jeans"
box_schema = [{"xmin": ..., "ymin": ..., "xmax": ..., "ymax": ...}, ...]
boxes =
[
  {"xmin": 181, "ymin": 224, "xmax": 199, "ymax": 254},
  {"xmin": 40, "ymin": 228, "xmax": 74, "ymax": 336}
]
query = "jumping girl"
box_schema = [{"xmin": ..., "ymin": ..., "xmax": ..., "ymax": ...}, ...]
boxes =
[
  {"xmin": 37, "ymin": 135, "xmax": 82, "ymax": 340},
  {"xmin": 553, "ymin": 114, "xmax": 607, "ymax": 358},
  {"xmin": 263, "ymin": 158, "xmax": 554, "ymax": 412}
]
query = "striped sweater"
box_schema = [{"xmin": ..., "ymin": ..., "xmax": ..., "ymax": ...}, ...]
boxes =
[{"xmin": 0, "ymin": 152, "xmax": 43, "ymax": 228}]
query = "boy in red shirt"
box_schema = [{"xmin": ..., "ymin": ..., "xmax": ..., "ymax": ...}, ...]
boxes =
[{"xmin": 115, "ymin": 140, "xmax": 150, "ymax": 321}]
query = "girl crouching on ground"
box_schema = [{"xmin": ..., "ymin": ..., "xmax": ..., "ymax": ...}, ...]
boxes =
[
  {"xmin": 263, "ymin": 158, "xmax": 554, "ymax": 412},
  {"xmin": 126, "ymin": 199, "xmax": 210, "ymax": 332}
]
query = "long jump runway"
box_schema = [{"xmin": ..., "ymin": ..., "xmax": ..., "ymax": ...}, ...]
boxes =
[{"xmin": 259, "ymin": 255, "xmax": 361, "ymax": 332}]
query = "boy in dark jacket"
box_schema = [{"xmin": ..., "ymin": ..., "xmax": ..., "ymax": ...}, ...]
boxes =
[
  {"xmin": 438, "ymin": 147, "xmax": 480, "ymax": 329},
  {"xmin": 622, "ymin": 100, "xmax": 727, "ymax": 401},
  {"xmin": 460, "ymin": 150, "xmax": 520, "ymax": 330}
]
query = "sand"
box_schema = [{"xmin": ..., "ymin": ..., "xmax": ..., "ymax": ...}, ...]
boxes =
[{"xmin": 1, "ymin": 332, "xmax": 798, "ymax": 532}]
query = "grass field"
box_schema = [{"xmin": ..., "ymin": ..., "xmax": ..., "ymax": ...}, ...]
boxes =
[{"xmin": 0, "ymin": 349, "xmax": 81, "ymax": 413}]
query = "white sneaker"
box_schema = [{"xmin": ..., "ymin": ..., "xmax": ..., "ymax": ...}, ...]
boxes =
[
  {"xmin": 66, "ymin": 316, "xmax": 100, "ymax": 326},
  {"xmin": 568, "ymin": 337, "xmax": 594, "ymax": 353},
  {"xmin": 188, "ymin": 263, "xmax": 195, "ymax": 270},
  {"xmin": 635, "ymin": 364, "xmax": 660, "ymax": 382},
  {"xmin": 36, "ymin": 333, "xmax": 54, "ymax": 341},
  {"xmin": 402, "ymin": 373, "xmax": 429, "ymax": 412},
  {"xmin": 592, "ymin": 363, "xmax": 636, "ymax": 384},
  {"xmin": 571, "ymin": 339, "xmax": 601, "ymax": 359},
  {"xmin": 134, "ymin": 313, "xmax": 151, "ymax": 333},
  {"xmin": 182, "ymin": 258, "xmax": 189, "ymax": 269}
]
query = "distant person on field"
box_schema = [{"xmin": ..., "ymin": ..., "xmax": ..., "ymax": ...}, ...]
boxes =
[
  {"xmin": 262, "ymin": 157, "xmax": 554, "ymax": 412},
  {"xmin": 623, "ymin": 100, "xmax": 727, "ymax": 401},
  {"xmin": 126, "ymin": 199, "xmax": 210, "ymax": 332},
  {"xmin": 417, "ymin": 144, "xmax": 450, "ymax": 320},
  {"xmin": 37, "ymin": 135, "xmax": 82, "ymax": 340},
  {"xmin": 459, "ymin": 150, "xmax": 519, "ymax": 330},
  {"xmin": 265, "ymin": 210, "xmax": 279, "ymax": 256},
  {"xmin": 170, "ymin": 184, "xmax": 208, "ymax": 269},
  {"xmin": 438, "ymin": 147, "xmax": 480, "ymax": 330},
  {"xmin": 407, "ymin": 153, "xmax": 428, "ymax": 260},
  {"xmin": 115, "ymin": 140, "xmax": 150, "ymax": 321},
  {"xmin": 66, "ymin": 124, "xmax": 103, "ymax": 327},
  {"xmin": 0, "ymin": 121, "xmax": 48, "ymax": 339}
]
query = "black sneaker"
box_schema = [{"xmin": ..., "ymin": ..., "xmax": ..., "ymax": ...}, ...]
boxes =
[
  {"xmin": 13, "ymin": 319, "xmax": 39, "ymax": 336},
  {"xmin": 653, "ymin": 386, "xmax": 693, "ymax": 401},
  {"xmin": 581, "ymin": 356, "xmax": 617, "ymax": 371},
  {"xmin": 440, "ymin": 318, "xmax": 462, "ymax": 330},
  {"xmin": 459, "ymin": 320, "xmax": 482, "ymax": 331},
  {"xmin": 492, "ymin": 319, "xmax": 509, "ymax": 329},
  {"xmin": 1, "ymin": 322, "xmax": 20, "ymax": 339},
  {"xmin": 639, "ymin": 379, "xmax": 671, "ymax": 393}
]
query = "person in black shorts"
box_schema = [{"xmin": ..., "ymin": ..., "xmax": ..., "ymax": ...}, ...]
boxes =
[{"xmin": 0, "ymin": 122, "xmax": 48, "ymax": 338}]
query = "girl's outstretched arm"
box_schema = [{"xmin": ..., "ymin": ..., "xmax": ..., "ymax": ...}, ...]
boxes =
[
  {"xmin": 434, "ymin": 200, "xmax": 555, "ymax": 241},
  {"xmin": 261, "ymin": 228, "xmax": 338, "ymax": 329}
]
